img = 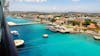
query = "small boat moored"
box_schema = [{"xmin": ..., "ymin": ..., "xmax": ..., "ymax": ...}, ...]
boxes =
[
  {"xmin": 43, "ymin": 34, "xmax": 48, "ymax": 38},
  {"xmin": 94, "ymin": 35, "xmax": 100, "ymax": 40},
  {"xmin": 14, "ymin": 39, "xmax": 24, "ymax": 47},
  {"xmin": 11, "ymin": 30, "xmax": 19, "ymax": 35}
]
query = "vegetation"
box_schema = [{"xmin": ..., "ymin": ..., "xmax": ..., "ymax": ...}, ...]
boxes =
[
  {"xmin": 83, "ymin": 19, "xmax": 91, "ymax": 26},
  {"xmin": 50, "ymin": 19, "xmax": 56, "ymax": 23},
  {"xmin": 83, "ymin": 19, "xmax": 97, "ymax": 27},
  {"xmin": 68, "ymin": 20, "xmax": 80, "ymax": 26},
  {"xmin": 91, "ymin": 21, "xmax": 97, "ymax": 25}
]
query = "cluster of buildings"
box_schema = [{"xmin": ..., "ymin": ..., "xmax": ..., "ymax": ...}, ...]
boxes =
[{"xmin": 5, "ymin": 12, "xmax": 100, "ymax": 29}]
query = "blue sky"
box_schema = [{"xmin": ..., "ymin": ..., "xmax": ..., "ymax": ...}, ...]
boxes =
[{"xmin": 8, "ymin": 0, "xmax": 100, "ymax": 12}]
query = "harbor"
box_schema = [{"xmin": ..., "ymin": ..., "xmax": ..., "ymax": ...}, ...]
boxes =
[
  {"xmin": 4, "ymin": 15, "xmax": 100, "ymax": 56},
  {"xmin": 1, "ymin": 0, "xmax": 100, "ymax": 56}
]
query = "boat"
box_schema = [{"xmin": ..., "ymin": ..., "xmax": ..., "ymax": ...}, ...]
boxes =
[
  {"xmin": 45, "ymin": 26, "xmax": 51, "ymax": 29},
  {"xmin": 49, "ymin": 28, "xmax": 57, "ymax": 32},
  {"xmin": 43, "ymin": 34, "xmax": 48, "ymax": 38},
  {"xmin": 58, "ymin": 29, "xmax": 67, "ymax": 33},
  {"xmin": 69, "ymin": 29, "xmax": 79, "ymax": 34},
  {"xmin": 48, "ymin": 26, "xmax": 57, "ymax": 32},
  {"xmin": 11, "ymin": 31, "xmax": 19, "ymax": 35},
  {"xmin": 14, "ymin": 39, "xmax": 24, "ymax": 47},
  {"xmin": 94, "ymin": 35, "xmax": 100, "ymax": 40}
]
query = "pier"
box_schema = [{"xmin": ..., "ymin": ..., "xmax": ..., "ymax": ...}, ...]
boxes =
[
  {"xmin": 11, "ymin": 23, "xmax": 34, "ymax": 26},
  {"xmin": 7, "ymin": 22, "xmax": 40, "ymax": 26}
]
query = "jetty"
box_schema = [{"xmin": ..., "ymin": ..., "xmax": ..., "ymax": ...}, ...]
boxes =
[
  {"xmin": 11, "ymin": 23, "xmax": 35, "ymax": 26},
  {"xmin": 7, "ymin": 22, "xmax": 39, "ymax": 26}
]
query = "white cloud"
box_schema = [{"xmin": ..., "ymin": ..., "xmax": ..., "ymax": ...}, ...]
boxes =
[
  {"xmin": 14, "ymin": 0, "xmax": 47, "ymax": 3},
  {"xmin": 71, "ymin": 0, "xmax": 80, "ymax": 2},
  {"xmin": 9, "ymin": 0, "xmax": 100, "ymax": 13}
]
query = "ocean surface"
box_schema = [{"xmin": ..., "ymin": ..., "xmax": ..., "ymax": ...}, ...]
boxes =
[
  {"xmin": 6, "ymin": 16, "xmax": 32, "ymax": 24},
  {"xmin": 6, "ymin": 16, "xmax": 100, "ymax": 56}
]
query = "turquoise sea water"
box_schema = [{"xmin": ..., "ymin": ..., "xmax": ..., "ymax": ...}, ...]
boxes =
[
  {"xmin": 6, "ymin": 16, "xmax": 32, "ymax": 24},
  {"xmin": 6, "ymin": 17, "xmax": 100, "ymax": 56}
]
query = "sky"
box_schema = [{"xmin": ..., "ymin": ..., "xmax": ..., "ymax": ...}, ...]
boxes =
[{"xmin": 8, "ymin": 0, "xmax": 100, "ymax": 13}]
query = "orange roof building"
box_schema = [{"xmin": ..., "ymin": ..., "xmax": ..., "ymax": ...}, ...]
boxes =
[{"xmin": 88, "ymin": 23, "xmax": 96, "ymax": 29}]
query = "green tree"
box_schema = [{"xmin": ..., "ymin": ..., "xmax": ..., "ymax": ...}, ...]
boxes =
[
  {"xmin": 68, "ymin": 20, "xmax": 80, "ymax": 26},
  {"xmin": 83, "ymin": 19, "xmax": 91, "ymax": 27},
  {"xmin": 91, "ymin": 21, "xmax": 97, "ymax": 25},
  {"xmin": 50, "ymin": 19, "xmax": 56, "ymax": 24}
]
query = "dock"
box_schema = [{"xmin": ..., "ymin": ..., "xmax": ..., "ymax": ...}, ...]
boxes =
[
  {"xmin": 11, "ymin": 23, "xmax": 34, "ymax": 26},
  {"xmin": 8, "ymin": 22, "xmax": 40, "ymax": 26}
]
